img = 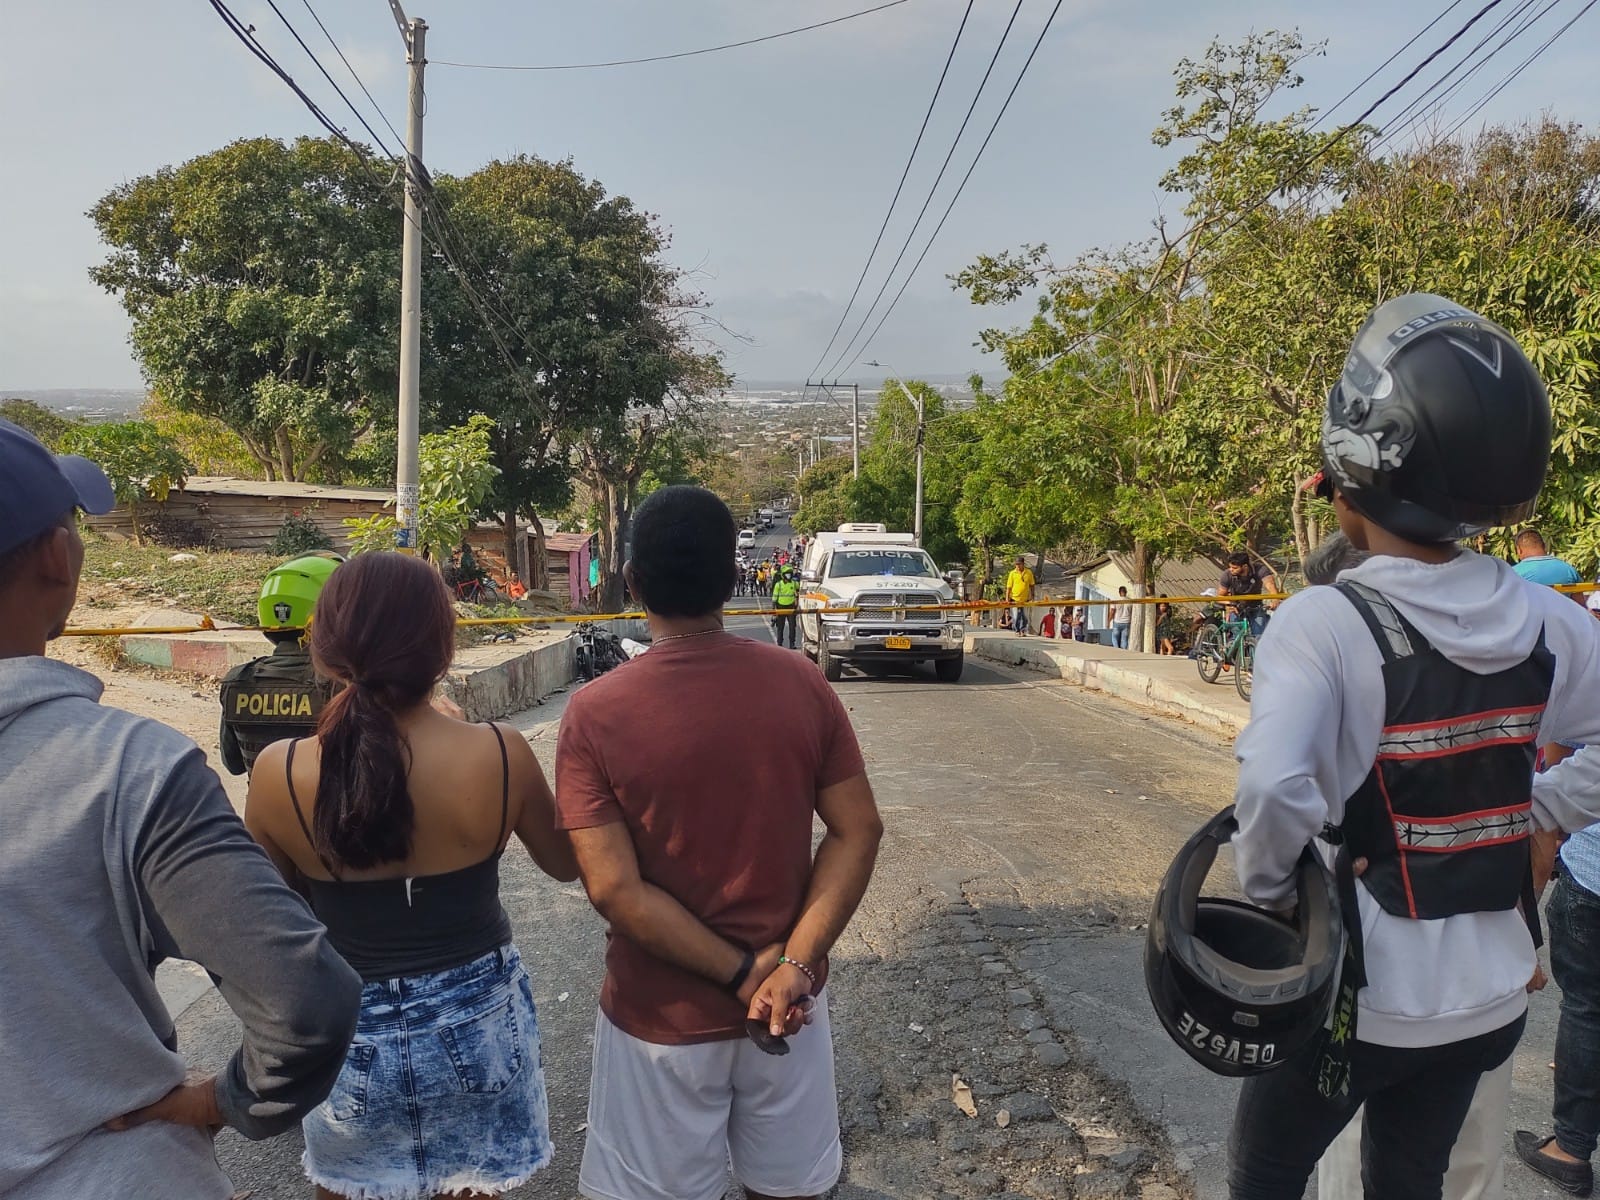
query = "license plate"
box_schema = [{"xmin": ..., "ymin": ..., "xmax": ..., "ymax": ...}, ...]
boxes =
[{"xmin": 884, "ymin": 636, "xmax": 912, "ymax": 650}]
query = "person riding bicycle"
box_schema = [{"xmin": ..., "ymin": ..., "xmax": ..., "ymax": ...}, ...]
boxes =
[
  {"xmin": 449, "ymin": 538, "xmax": 491, "ymax": 600},
  {"xmin": 1217, "ymin": 551, "xmax": 1278, "ymax": 636},
  {"xmin": 771, "ymin": 564, "xmax": 800, "ymax": 650},
  {"xmin": 219, "ymin": 554, "xmax": 340, "ymax": 776}
]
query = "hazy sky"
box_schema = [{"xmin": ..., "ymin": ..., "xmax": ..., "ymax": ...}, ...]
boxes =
[{"xmin": 2, "ymin": 0, "xmax": 1595, "ymax": 390}]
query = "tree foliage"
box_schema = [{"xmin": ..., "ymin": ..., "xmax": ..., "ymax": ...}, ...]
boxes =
[
  {"xmin": 956, "ymin": 28, "xmax": 1600, "ymax": 595},
  {"xmin": 90, "ymin": 137, "xmax": 400, "ymax": 482},
  {"xmin": 60, "ymin": 421, "xmax": 190, "ymax": 545},
  {"xmin": 344, "ymin": 415, "xmax": 499, "ymax": 560},
  {"xmin": 0, "ymin": 399, "xmax": 80, "ymax": 450}
]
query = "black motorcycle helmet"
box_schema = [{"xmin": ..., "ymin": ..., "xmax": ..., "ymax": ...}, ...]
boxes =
[
  {"xmin": 1145, "ymin": 806, "xmax": 1342, "ymax": 1077},
  {"xmin": 1320, "ymin": 293, "xmax": 1551, "ymax": 543}
]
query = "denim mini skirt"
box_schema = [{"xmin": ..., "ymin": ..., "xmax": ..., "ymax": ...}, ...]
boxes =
[{"xmin": 302, "ymin": 944, "xmax": 553, "ymax": 1200}]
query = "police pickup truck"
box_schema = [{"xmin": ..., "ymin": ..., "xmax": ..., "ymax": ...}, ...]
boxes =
[{"xmin": 798, "ymin": 524, "xmax": 966, "ymax": 682}]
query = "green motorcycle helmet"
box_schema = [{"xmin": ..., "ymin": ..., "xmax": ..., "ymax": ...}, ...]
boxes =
[{"xmin": 258, "ymin": 553, "xmax": 343, "ymax": 630}]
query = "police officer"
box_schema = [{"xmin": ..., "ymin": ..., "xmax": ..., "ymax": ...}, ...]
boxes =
[
  {"xmin": 771, "ymin": 564, "xmax": 800, "ymax": 650},
  {"xmin": 219, "ymin": 555, "xmax": 340, "ymax": 776}
]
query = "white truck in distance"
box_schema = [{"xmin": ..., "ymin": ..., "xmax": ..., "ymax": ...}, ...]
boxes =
[{"xmin": 799, "ymin": 524, "xmax": 966, "ymax": 683}]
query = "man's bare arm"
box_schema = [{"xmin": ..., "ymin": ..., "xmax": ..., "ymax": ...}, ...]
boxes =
[
  {"xmin": 749, "ymin": 772, "xmax": 883, "ymax": 1034},
  {"xmin": 569, "ymin": 822, "xmax": 778, "ymax": 999},
  {"xmin": 783, "ymin": 772, "xmax": 884, "ymax": 966}
]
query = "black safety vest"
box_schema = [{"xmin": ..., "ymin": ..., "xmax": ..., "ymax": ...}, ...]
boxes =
[
  {"xmin": 1336, "ymin": 580, "xmax": 1551, "ymax": 920},
  {"xmin": 218, "ymin": 648, "xmax": 330, "ymax": 774}
]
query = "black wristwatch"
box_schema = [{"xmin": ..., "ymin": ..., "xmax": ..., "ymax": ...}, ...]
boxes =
[{"xmin": 724, "ymin": 948, "xmax": 756, "ymax": 995}]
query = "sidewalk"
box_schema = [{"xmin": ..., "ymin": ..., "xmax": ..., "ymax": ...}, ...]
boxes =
[{"xmin": 967, "ymin": 631, "xmax": 1250, "ymax": 737}]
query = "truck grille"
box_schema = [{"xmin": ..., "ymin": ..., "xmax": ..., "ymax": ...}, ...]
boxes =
[{"xmin": 854, "ymin": 591, "xmax": 944, "ymax": 622}]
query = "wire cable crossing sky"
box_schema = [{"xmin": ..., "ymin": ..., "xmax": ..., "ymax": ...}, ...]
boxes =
[{"xmin": 432, "ymin": 0, "xmax": 914, "ymax": 71}]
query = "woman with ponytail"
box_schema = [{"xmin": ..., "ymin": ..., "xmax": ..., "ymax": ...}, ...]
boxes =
[{"xmin": 244, "ymin": 552, "xmax": 576, "ymax": 1200}]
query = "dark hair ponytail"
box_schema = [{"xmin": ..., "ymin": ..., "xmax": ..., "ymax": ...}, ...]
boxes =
[{"xmin": 309, "ymin": 552, "xmax": 457, "ymax": 870}]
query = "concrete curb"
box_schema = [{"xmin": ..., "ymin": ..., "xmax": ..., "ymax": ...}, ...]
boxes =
[{"xmin": 967, "ymin": 634, "xmax": 1248, "ymax": 738}]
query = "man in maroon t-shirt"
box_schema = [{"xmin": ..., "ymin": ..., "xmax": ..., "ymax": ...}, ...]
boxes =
[{"xmin": 556, "ymin": 486, "xmax": 882, "ymax": 1200}]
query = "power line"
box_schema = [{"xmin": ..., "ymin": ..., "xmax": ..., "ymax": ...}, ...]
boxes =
[
  {"xmin": 1306, "ymin": 0, "xmax": 1470, "ymax": 132},
  {"xmin": 818, "ymin": 0, "xmax": 1030, "ymax": 380},
  {"xmin": 1018, "ymin": 0, "xmax": 1516, "ymax": 376},
  {"xmin": 805, "ymin": 0, "xmax": 976, "ymax": 382},
  {"xmin": 1363, "ymin": 0, "xmax": 1549, "ymax": 150},
  {"xmin": 834, "ymin": 0, "xmax": 1066, "ymax": 374},
  {"xmin": 1439, "ymin": 0, "xmax": 1598, "ymax": 139},
  {"xmin": 206, "ymin": 0, "xmax": 552, "ymax": 396},
  {"xmin": 260, "ymin": 0, "xmax": 398, "ymax": 155},
  {"xmin": 433, "ymin": 0, "xmax": 912, "ymax": 71},
  {"xmin": 297, "ymin": 0, "xmax": 406, "ymax": 148}
]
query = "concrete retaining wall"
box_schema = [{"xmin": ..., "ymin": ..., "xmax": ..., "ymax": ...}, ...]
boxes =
[
  {"xmin": 444, "ymin": 618, "xmax": 647, "ymax": 721},
  {"xmin": 967, "ymin": 633, "xmax": 1247, "ymax": 737},
  {"xmin": 122, "ymin": 615, "xmax": 649, "ymax": 723}
]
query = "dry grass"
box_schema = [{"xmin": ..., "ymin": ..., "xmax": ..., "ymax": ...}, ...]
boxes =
[{"xmin": 79, "ymin": 535, "xmax": 273, "ymax": 626}]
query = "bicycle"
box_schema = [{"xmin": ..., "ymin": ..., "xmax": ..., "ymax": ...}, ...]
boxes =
[{"xmin": 1192, "ymin": 610, "xmax": 1258, "ymax": 701}]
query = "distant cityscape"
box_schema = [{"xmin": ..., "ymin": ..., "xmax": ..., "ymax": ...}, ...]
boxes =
[{"xmin": 5, "ymin": 376, "xmax": 979, "ymax": 424}]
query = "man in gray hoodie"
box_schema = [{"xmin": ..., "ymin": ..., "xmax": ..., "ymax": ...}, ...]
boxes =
[{"xmin": 0, "ymin": 418, "xmax": 362, "ymax": 1199}]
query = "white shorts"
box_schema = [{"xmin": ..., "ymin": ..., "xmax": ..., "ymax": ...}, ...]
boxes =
[
  {"xmin": 578, "ymin": 993, "xmax": 842, "ymax": 1200},
  {"xmin": 1316, "ymin": 1056, "xmax": 1513, "ymax": 1200}
]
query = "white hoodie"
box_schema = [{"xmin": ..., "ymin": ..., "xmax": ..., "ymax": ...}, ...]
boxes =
[{"xmin": 1232, "ymin": 549, "xmax": 1600, "ymax": 1048}]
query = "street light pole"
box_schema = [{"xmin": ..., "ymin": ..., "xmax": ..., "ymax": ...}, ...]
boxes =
[{"xmin": 865, "ymin": 362, "xmax": 924, "ymax": 546}]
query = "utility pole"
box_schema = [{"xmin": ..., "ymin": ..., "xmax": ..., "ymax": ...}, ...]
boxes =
[
  {"xmin": 865, "ymin": 362, "xmax": 924, "ymax": 546},
  {"xmin": 804, "ymin": 379, "xmax": 859, "ymax": 478},
  {"xmin": 388, "ymin": 1, "xmax": 426, "ymax": 552},
  {"xmin": 851, "ymin": 384, "xmax": 860, "ymax": 478}
]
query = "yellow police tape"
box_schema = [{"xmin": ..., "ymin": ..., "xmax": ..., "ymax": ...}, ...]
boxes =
[{"xmin": 55, "ymin": 583, "xmax": 1599, "ymax": 638}]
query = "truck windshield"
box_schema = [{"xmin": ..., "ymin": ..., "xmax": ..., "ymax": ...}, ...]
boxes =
[{"xmin": 829, "ymin": 549, "xmax": 939, "ymax": 579}]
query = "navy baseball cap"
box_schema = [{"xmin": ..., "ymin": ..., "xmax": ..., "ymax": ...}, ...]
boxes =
[{"xmin": 0, "ymin": 418, "xmax": 116, "ymax": 557}]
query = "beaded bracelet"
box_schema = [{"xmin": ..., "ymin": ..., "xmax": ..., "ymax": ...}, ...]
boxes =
[{"xmin": 778, "ymin": 955, "xmax": 818, "ymax": 989}]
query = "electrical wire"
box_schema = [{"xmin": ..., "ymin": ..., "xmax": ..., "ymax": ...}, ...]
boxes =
[
  {"xmin": 1016, "ymin": 0, "xmax": 1516, "ymax": 376},
  {"xmin": 1306, "ymin": 0, "xmax": 1470, "ymax": 132},
  {"xmin": 207, "ymin": 0, "xmax": 552, "ymax": 395},
  {"xmin": 818, "ymin": 0, "xmax": 1030, "ymax": 380},
  {"xmin": 1363, "ymin": 0, "xmax": 1550, "ymax": 150},
  {"xmin": 1438, "ymin": 0, "xmax": 1598, "ymax": 139},
  {"xmin": 298, "ymin": 0, "xmax": 406, "ymax": 148},
  {"xmin": 834, "ymin": 0, "xmax": 1066, "ymax": 374},
  {"xmin": 805, "ymin": 0, "xmax": 975, "ymax": 382},
  {"xmin": 433, "ymin": 0, "xmax": 912, "ymax": 71},
  {"xmin": 260, "ymin": 0, "xmax": 399, "ymax": 155}
]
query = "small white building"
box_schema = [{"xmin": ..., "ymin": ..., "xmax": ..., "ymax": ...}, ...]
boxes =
[{"xmin": 1069, "ymin": 554, "xmax": 1224, "ymax": 640}]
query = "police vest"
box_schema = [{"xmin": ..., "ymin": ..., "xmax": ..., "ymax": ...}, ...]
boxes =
[
  {"xmin": 773, "ymin": 580, "xmax": 799, "ymax": 608},
  {"xmin": 1336, "ymin": 580, "xmax": 1551, "ymax": 920},
  {"xmin": 219, "ymin": 649, "xmax": 329, "ymax": 772}
]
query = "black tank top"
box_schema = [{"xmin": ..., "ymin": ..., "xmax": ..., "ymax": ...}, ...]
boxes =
[{"xmin": 286, "ymin": 727, "xmax": 515, "ymax": 982}]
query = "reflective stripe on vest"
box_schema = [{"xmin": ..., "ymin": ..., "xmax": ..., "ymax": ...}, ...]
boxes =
[
  {"xmin": 1336, "ymin": 581, "xmax": 1551, "ymax": 921},
  {"xmin": 1394, "ymin": 807, "xmax": 1534, "ymax": 851},
  {"xmin": 1376, "ymin": 705, "xmax": 1545, "ymax": 760}
]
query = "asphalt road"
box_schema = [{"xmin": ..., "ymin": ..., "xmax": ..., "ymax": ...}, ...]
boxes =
[{"xmin": 172, "ymin": 515, "xmax": 1572, "ymax": 1199}]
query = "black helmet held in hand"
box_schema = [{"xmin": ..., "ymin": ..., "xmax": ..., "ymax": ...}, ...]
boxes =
[
  {"xmin": 1320, "ymin": 293, "xmax": 1551, "ymax": 543},
  {"xmin": 1144, "ymin": 806, "xmax": 1342, "ymax": 1077}
]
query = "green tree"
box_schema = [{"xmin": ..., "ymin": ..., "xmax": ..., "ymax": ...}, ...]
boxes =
[
  {"xmin": 139, "ymin": 394, "xmax": 261, "ymax": 478},
  {"xmin": 0, "ymin": 399, "xmax": 79, "ymax": 449},
  {"xmin": 794, "ymin": 454, "xmax": 855, "ymax": 537},
  {"xmin": 344, "ymin": 415, "xmax": 499, "ymax": 561},
  {"xmin": 425, "ymin": 156, "xmax": 719, "ymax": 591},
  {"xmin": 89, "ymin": 136, "xmax": 400, "ymax": 482},
  {"xmin": 60, "ymin": 421, "xmax": 190, "ymax": 544}
]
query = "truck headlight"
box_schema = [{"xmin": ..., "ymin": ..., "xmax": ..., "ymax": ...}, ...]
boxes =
[{"xmin": 826, "ymin": 624, "xmax": 851, "ymax": 641}]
